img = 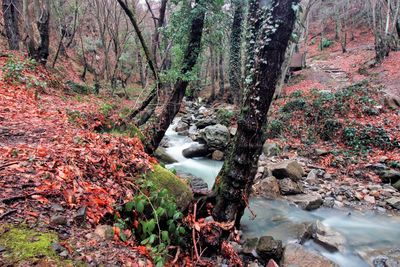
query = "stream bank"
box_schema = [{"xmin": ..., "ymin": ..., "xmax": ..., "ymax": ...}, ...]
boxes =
[{"xmin": 156, "ymin": 101, "xmax": 400, "ymax": 267}]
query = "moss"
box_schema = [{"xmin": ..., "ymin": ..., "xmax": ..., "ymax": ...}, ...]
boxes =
[
  {"xmin": 0, "ymin": 224, "xmax": 72, "ymax": 266},
  {"xmin": 147, "ymin": 164, "xmax": 193, "ymax": 209}
]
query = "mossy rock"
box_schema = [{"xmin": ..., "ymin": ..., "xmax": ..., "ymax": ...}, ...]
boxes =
[
  {"xmin": 0, "ymin": 224, "xmax": 72, "ymax": 266},
  {"xmin": 147, "ymin": 164, "xmax": 193, "ymax": 209}
]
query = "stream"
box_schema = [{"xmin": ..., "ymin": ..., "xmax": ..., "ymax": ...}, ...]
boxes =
[{"xmin": 163, "ymin": 119, "xmax": 400, "ymax": 267}]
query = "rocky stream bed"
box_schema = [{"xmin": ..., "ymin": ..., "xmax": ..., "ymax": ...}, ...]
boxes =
[{"xmin": 155, "ymin": 100, "xmax": 400, "ymax": 267}]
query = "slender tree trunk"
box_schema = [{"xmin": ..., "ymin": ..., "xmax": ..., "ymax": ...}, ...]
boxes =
[
  {"xmin": 212, "ymin": 0, "xmax": 299, "ymax": 225},
  {"xmin": 143, "ymin": 0, "xmax": 206, "ymax": 154},
  {"xmin": 3, "ymin": 0, "xmax": 20, "ymax": 50},
  {"xmin": 52, "ymin": 31, "xmax": 66, "ymax": 68},
  {"xmin": 209, "ymin": 47, "xmax": 216, "ymax": 102},
  {"xmin": 228, "ymin": 0, "xmax": 244, "ymax": 105},
  {"xmin": 218, "ymin": 52, "xmax": 225, "ymax": 98}
]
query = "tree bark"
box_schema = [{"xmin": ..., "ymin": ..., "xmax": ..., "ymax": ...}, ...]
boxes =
[
  {"xmin": 3, "ymin": 0, "xmax": 20, "ymax": 50},
  {"xmin": 228, "ymin": 0, "xmax": 244, "ymax": 105},
  {"xmin": 218, "ymin": 52, "xmax": 225, "ymax": 98},
  {"xmin": 143, "ymin": 0, "xmax": 206, "ymax": 155},
  {"xmin": 212, "ymin": 0, "xmax": 299, "ymax": 225},
  {"xmin": 209, "ymin": 46, "xmax": 216, "ymax": 102}
]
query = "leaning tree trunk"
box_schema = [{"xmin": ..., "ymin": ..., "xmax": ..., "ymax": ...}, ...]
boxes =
[
  {"xmin": 143, "ymin": 0, "xmax": 206, "ymax": 155},
  {"xmin": 212, "ymin": 0, "xmax": 299, "ymax": 225},
  {"xmin": 228, "ymin": 0, "xmax": 244, "ymax": 105},
  {"xmin": 3, "ymin": 0, "xmax": 20, "ymax": 50}
]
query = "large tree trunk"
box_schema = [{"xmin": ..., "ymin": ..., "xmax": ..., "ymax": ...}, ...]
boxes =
[
  {"xmin": 218, "ymin": 52, "xmax": 225, "ymax": 98},
  {"xmin": 228, "ymin": 0, "xmax": 244, "ymax": 105},
  {"xmin": 212, "ymin": 0, "xmax": 299, "ymax": 225},
  {"xmin": 23, "ymin": 0, "xmax": 50, "ymax": 65},
  {"xmin": 3, "ymin": 0, "xmax": 20, "ymax": 50},
  {"xmin": 143, "ymin": 0, "xmax": 206, "ymax": 155}
]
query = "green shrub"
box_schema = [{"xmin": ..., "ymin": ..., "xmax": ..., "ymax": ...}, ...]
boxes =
[
  {"xmin": 281, "ymin": 98, "xmax": 307, "ymax": 113},
  {"xmin": 319, "ymin": 38, "xmax": 333, "ymax": 50},
  {"xmin": 216, "ymin": 108, "xmax": 236, "ymax": 126},
  {"xmin": 268, "ymin": 119, "xmax": 285, "ymax": 138},
  {"xmin": 320, "ymin": 119, "xmax": 342, "ymax": 141},
  {"xmin": 1, "ymin": 56, "xmax": 36, "ymax": 83}
]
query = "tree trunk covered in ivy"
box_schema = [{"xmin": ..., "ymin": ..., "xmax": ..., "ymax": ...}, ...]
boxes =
[
  {"xmin": 3, "ymin": 0, "xmax": 20, "ymax": 50},
  {"xmin": 143, "ymin": 0, "xmax": 206, "ymax": 154},
  {"xmin": 228, "ymin": 0, "xmax": 244, "ymax": 105},
  {"xmin": 212, "ymin": 0, "xmax": 299, "ymax": 225}
]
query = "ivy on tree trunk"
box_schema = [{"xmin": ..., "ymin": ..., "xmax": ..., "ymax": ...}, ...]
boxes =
[{"xmin": 212, "ymin": 0, "xmax": 300, "ymax": 225}]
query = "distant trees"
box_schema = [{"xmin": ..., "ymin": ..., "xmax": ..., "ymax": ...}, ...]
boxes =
[
  {"xmin": 212, "ymin": 0, "xmax": 299, "ymax": 224},
  {"xmin": 2, "ymin": 0, "xmax": 20, "ymax": 50}
]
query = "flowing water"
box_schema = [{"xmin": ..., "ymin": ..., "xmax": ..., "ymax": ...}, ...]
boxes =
[{"xmin": 163, "ymin": 119, "xmax": 400, "ymax": 267}]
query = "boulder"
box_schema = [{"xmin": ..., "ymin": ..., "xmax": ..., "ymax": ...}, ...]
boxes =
[
  {"xmin": 256, "ymin": 236, "xmax": 283, "ymax": 262},
  {"xmin": 175, "ymin": 121, "xmax": 189, "ymax": 133},
  {"xmin": 285, "ymin": 193, "xmax": 323, "ymax": 211},
  {"xmin": 279, "ymin": 178, "xmax": 303, "ymax": 195},
  {"xmin": 212, "ymin": 150, "xmax": 224, "ymax": 161},
  {"xmin": 252, "ymin": 176, "xmax": 281, "ymax": 199},
  {"xmin": 312, "ymin": 221, "xmax": 346, "ymax": 252},
  {"xmin": 154, "ymin": 147, "xmax": 178, "ymax": 164},
  {"xmin": 270, "ymin": 160, "xmax": 305, "ymax": 181},
  {"xmin": 182, "ymin": 144, "xmax": 209, "ymax": 158},
  {"xmin": 282, "ymin": 243, "xmax": 338, "ymax": 267},
  {"xmin": 182, "ymin": 174, "xmax": 209, "ymax": 195},
  {"xmin": 357, "ymin": 247, "xmax": 400, "ymax": 267},
  {"xmin": 379, "ymin": 170, "xmax": 400, "ymax": 184},
  {"xmin": 200, "ymin": 124, "xmax": 230, "ymax": 151},
  {"xmin": 386, "ymin": 197, "xmax": 400, "ymax": 210},
  {"xmin": 195, "ymin": 117, "xmax": 217, "ymax": 129},
  {"xmin": 263, "ymin": 142, "xmax": 280, "ymax": 157},
  {"xmin": 50, "ymin": 215, "xmax": 68, "ymax": 226},
  {"xmin": 242, "ymin": 237, "xmax": 259, "ymax": 255}
]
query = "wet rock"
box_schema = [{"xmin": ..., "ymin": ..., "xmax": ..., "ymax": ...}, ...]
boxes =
[
  {"xmin": 270, "ymin": 160, "xmax": 305, "ymax": 181},
  {"xmin": 200, "ymin": 124, "xmax": 230, "ymax": 151},
  {"xmin": 256, "ymin": 236, "xmax": 283, "ymax": 262},
  {"xmin": 183, "ymin": 174, "xmax": 209, "ymax": 195},
  {"xmin": 386, "ymin": 197, "xmax": 400, "ymax": 210},
  {"xmin": 306, "ymin": 169, "xmax": 319, "ymax": 185},
  {"xmin": 229, "ymin": 127, "xmax": 237, "ymax": 136},
  {"xmin": 94, "ymin": 225, "xmax": 114, "ymax": 240},
  {"xmin": 252, "ymin": 176, "xmax": 281, "ymax": 199},
  {"xmin": 212, "ymin": 150, "xmax": 224, "ymax": 161},
  {"xmin": 392, "ymin": 180, "xmax": 400, "ymax": 191},
  {"xmin": 263, "ymin": 142, "xmax": 280, "ymax": 157},
  {"xmin": 285, "ymin": 193, "xmax": 323, "ymax": 211},
  {"xmin": 323, "ymin": 197, "xmax": 335, "ymax": 208},
  {"xmin": 74, "ymin": 206, "xmax": 87, "ymax": 225},
  {"xmin": 264, "ymin": 222, "xmax": 312, "ymax": 244},
  {"xmin": 50, "ymin": 215, "xmax": 68, "ymax": 226},
  {"xmin": 279, "ymin": 178, "xmax": 303, "ymax": 195},
  {"xmin": 380, "ymin": 170, "xmax": 400, "ymax": 184},
  {"xmin": 266, "ymin": 259, "xmax": 279, "ymax": 267},
  {"xmin": 282, "ymin": 243, "xmax": 338, "ymax": 267},
  {"xmin": 357, "ymin": 247, "xmax": 400, "ymax": 267},
  {"xmin": 154, "ymin": 147, "xmax": 178, "ymax": 164},
  {"xmin": 182, "ymin": 144, "xmax": 209, "ymax": 158},
  {"xmin": 175, "ymin": 121, "xmax": 189, "ymax": 133},
  {"xmin": 366, "ymin": 163, "xmax": 387, "ymax": 171},
  {"xmin": 195, "ymin": 117, "xmax": 217, "ymax": 129},
  {"xmin": 364, "ymin": 195, "xmax": 376, "ymax": 204},
  {"xmin": 312, "ymin": 221, "xmax": 346, "ymax": 252},
  {"xmin": 242, "ymin": 237, "xmax": 259, "ymax": 255}
]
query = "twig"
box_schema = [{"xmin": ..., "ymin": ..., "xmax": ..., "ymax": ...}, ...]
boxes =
[
  {"xmin": 171, "ymin": 247, "xmax": 180, "ymax": 265},
  {"xmin": 0, "ymin": 161, "xmax": 19, "ymax": 171},
  {"xmin": 192, "ymin": 203, "xmax": 206, "ymax": 265},
  {"xmin": 0, "ymin": 209, "xmax": 17, "ymax": 220}
]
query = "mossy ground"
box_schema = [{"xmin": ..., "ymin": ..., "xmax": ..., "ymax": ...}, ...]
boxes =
[
  {"xmin": 148, "ymin": 164, "xmax": 193, "ymax": 209},
  {"xmin": 0, "ymin": 224, "xmax": 72, "ymax": 266}
]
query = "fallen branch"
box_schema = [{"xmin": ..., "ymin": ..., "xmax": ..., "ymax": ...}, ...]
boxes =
[
  {"xmin": 0, "ymin": 191, "xmax": 55, "ymax": 204},
  {"xmin": 0, "ymin": 161, "xmax": 19, "ymax": 171},
  {"xmin": 0, "ymin": 209, "xmax": 17, "ymax": 220}
]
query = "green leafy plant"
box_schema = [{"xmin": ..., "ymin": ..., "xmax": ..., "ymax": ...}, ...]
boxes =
[
  {"xmin": 319, "ymin": 38, "xmax": 333, "ymax": 50},
  {"xmin": 117, "ymin": 179, "xmax": 187, "ymax": 267},
  {"xmin": 216, "ymin": 108, "xmax": 236, "ymax": 126},
  {"xmin": 268, "ymin": 119, "xmax": 285, "ymax": 138},
  {"xmin": 281, "ymin": 98, "xmax": 307, "ymax": 113},
  {"xmin": 2, "ymin": 57, "xmax": 26, "ymax": 83}
]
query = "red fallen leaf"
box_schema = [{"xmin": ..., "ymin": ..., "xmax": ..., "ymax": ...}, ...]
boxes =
[
  {"xmin": 63, "ymin": 189, "xmax": 76, "ymax": 206},
  {"xmin": 136, "ymin": 246, "xmax": 150, "ymax": 257},
  {"xmin": 36, "ymin": 147, "xmax": 49, "ymax": 157},
  {"xmin": 26, "ymin": 211, "xmax": 39, "ymax": 217},
  {"xmin": 59, "ymin": 241, "xmax": 73, "ymax": 255},
  {"xmin": 31, "ymin": 194, "xmax": 49, "ymax": 204}
]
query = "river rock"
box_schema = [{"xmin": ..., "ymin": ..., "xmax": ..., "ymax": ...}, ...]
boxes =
[
  {"xmin": 379, "ymin": 170, "xmax": 400, "ymax": 184},
  {"xmin": 384, "ymin": 94, "xmax": 400, "ymax": 109},
  {"xmin": 312, "ymin": 221, "xmax": 346, "ymax": 252},
  {"xmin": 94, "ymin": 225, "xmax": 114, "ymax": 240},
  {"xmin": 195, "ymin": 117, "xmax": 216, "ymax": 129},
  {"xmin": 279, "ymin": 178, "xmax": 303, "ymax": 195},
  {"xmin": 386, "ymin": 197, "xmax": 400, "ymax": 210},
  {"xmin": 357, "ymin": 247, "xmax": 400, "ymax": 267},
  {"xmin": 393, "ymin": 180, "xmax": 400, "ymax": 191},
  {"xmin": 212, "ymin": 150, "xmax": 224, "ymax": 161},
  {"xmin": 256, "ymin": 236, "xmax": 283, "ymax": 262},
  {"xmin": 282, "ymin": 243, "xmax": 338, "ymax": 267},
  {"xmin": 154, "ymin": 147, "xmax": 178, "ymax": 164},
  {"xmin": 270, "ymin": 160, "xmax": 305, "ymax": 181},
  {"xmin": 243, "ymin": 237, "xmax": 259, "ymax": 255},
  {"xmin": 263, "ymin": 142, "xmax": 280, "ymax": 157},
  {"xmin": 50, "ymin": 215, "xmax": 68, "ymax": 226},
  {"xmin": 315, "ymin": 148, "xmax": 330, "ymax": 156},
  {"xmin": 183, "ymin": 174, "xmax": 209, "ymax": 195},
  {"xmin": 285, "ymin": 193, "xmax": 323, "ymax": 211},
  {"xmin": 182, "ymin": 143, "xmax": 209, "ymax": 158},
  {"xmin": 252, "ymin": 176, "xmax": 281, "ymax": 199},
  {"xmin": 175, "ymin": 121, "xmax": 189, "ymax": 133},
  {"xmin": 200, "ymin": 124, "xmax": 230, "ymax": 151},
  {"xmin": 306, "ymin": 169, "xmax": 319, "ymax": 185}
]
